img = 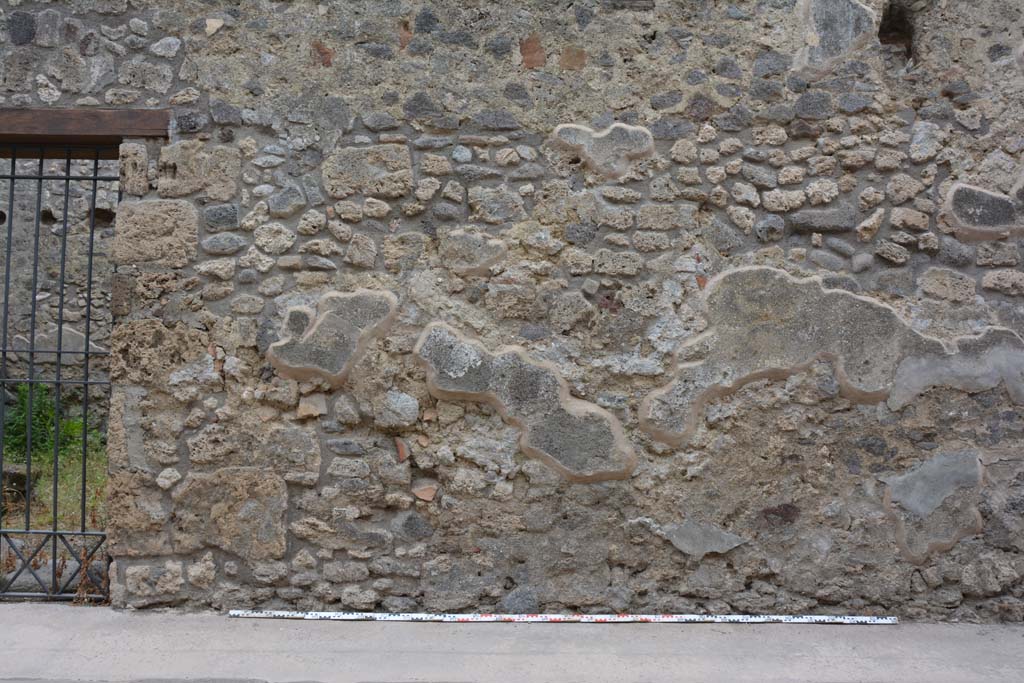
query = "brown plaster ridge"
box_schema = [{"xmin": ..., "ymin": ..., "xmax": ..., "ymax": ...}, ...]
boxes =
[{"xmin": 639, "ymin": 347, "xmax": 891, "ymax": 448}]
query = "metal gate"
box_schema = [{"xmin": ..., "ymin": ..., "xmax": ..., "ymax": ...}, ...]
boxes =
[{"xmin": 0, "ymin": 144, "xmax": 118, "ymax": 600}]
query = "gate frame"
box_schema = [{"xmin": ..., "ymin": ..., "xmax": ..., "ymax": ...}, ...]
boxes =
[{"xmin": 0, "ymin": 108, "xmax": 170, "ymax": 601}]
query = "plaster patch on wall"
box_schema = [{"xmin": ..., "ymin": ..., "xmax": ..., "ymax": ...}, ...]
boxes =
[
  {"xmin": 548, "ymin": 123, "xmax": 655, "ymax": 180},
  {"xmin": 635, "ymin": 517, "xmax": 748, "ymax": 560},
  {"xmin": 415, "ymin": 322, "xmax": 636, "ymax": 481},
  {"xmin": 267, "ymin": 289, "xmax": 398, "ymax": 388},
  {"xmin": 890, "ymin": 328, "xmax": 1024, "ymax": 409},
  {"xmin": 641, "ymin": 267, "xmax": 1024, "ymax": 446},
  {"xmin": 882, "ymin": 450, "xmax": 984, "ymax": 564}
]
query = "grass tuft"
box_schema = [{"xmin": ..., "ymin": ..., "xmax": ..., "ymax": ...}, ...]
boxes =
[{"xmin": 2, "ymin": 383, "xmax": 107, "ymax": 531}]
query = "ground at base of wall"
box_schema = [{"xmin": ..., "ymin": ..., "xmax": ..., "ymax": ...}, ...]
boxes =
[{"xmin": 0, "ymin": 604, "xmax": 1022, "ymax": 683}]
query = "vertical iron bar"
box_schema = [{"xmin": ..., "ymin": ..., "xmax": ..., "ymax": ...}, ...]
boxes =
[
  {"xmin": 0, "ymin": 150, "xmax": 16, "ymax": 532},
  {"xmin": 80, "ymin": 152, "xmax": 100, "ymax": 532},
  {"xmin": 23, "ymin": 150, "xmax": 46, "ymax": 531},
  {"xmin": 49, "ymin": 150, "xmax": 72, "ymax": 594}
]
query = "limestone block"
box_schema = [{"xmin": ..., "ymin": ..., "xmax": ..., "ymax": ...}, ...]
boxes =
[
  {"xmin": 548, "ymin": 123, "xmax": 654, "ymax": 180},
  {"xmin": 467, "ymin": 186, "xmax": 525, "ymax": 224},
  {"xmin": 982, "ymin": 269, "xmax": 1024, "ymax": 297},
  {"xmin": 909, "ymin": 121, "xmax": 947, "ymax": 164},
  {"xmin": 322, "ymin": 144, "xmax": 413, "ymax": 198},
  {"xmin": 119, "ymin": 141, "xmax": 149, "ymax": 196},
  {"xmin": 373, "ymin": 390, "xmax": 420, "ymax": 428},
  {"xmin": 641, "ymin": 267, "xmax": 1024, "ymax": 446},
  {"xmin": 206, "ymin": 146, "xmax": 241, "ymax": 201},
  {"xmin": 106, "ymin": 471, "xmax": 173, "ymax": 558},
  {"xmin": 171, "ymin": 467, "xmax": 288, "ymax": 561},
  {"xmin": 856, "ymin": 208, "xmax": 885, "ymax": 242},
  {"xmin": 267, "ymin": 289, "xmax": 398, "ymax": 387},
  {"xmin": 788, "ymin": 203, "xmax": 858, "ymax": 233},
  {"xmin": 187, "ymin": 553, "xmax": 217, "ymax": 589},
  {"xmin": 112, "ymin": 199, "xmax": 198, "ymax": 268},
  {"xmin": 109, "ymin": 319, "xmax": 209, "ymax": 386},
  {"xmin": 124, "ymin": 561, "xmax": 184, "ymax": 601},
  {"xmin": 157, "ymin": 140, "xmax": 239, "ymax": 200},
  {"xmin": 919, "ymin": 267, "xmax": 976, "ymax": 303},
  {"xmin": 258, "ymin": 426, "xmax": 322, "ymax": 485},
  {"xmin": 437, "ymin": 227, "xmax": 506, "ymax": 276},
  {"xmin": 414, "ymin": 323, "xmax": 636, "ymax": 481}
]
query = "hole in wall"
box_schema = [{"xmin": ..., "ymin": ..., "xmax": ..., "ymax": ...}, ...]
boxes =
[
  {"xmin": 93, "ymin": 207, "xmax": 115, "ymax": 227},
  {"xmin": 879, "ymin": 1, "xmax": 915, "ymax": 62}
]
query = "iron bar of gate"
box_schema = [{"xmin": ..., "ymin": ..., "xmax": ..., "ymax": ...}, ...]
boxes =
[
  {"xmin": 0, "ymin": 145, "xmax": 115, "ymax": 599},
  {"xmin": 0, "ymin": 378, "xmax": 111, "ymax": 386},
  {"xmin": 50, "ymin": 149, "xmax": 72, "ymax": 593},
  {"xmin": 24, "ymin": 150, "xmax": 46, "ymax": 531},
  {"xmin": 82, "ymin": 152, "xmax": 101, "ymax": 533},
  {"xmin": 0, "ymin": 151, "xmax": 15, "ymax": 543}
]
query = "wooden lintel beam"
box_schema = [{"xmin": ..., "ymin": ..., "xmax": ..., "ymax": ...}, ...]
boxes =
[{"xmin": 0, "ymin": 108, "xmax": 171, "ymax": 148}]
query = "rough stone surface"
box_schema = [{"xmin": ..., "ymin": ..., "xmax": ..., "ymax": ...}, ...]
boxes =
[
  {"xmin": 112, "ymin": 200, "xmax": 198, "ymax": 268},
  {"xmin": 323, "ymin": 145, "xmax": 414, "ymax": 198},
  {"xmin": 642, "ymin": 267, "xmax": 1024, "ymax": 446},
  {"xmin": 7, "ymin": 0, "xmax": 1016, "ymax": 621},
  {"xmin": 170, "ymin": 468, "xmax": 288, "ymax": 562},
  {"xmin": 799, "ymin": 0, "xmax": 876, "ymax": 68}
]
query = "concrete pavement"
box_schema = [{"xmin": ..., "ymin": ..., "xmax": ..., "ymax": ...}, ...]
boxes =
[{"xmin": 1, "ymin": 604, "xmax": 1023, "ymax": 682}]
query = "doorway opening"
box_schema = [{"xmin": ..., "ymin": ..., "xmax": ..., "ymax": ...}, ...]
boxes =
[{"xmin": 0, "ymin": 144, "xmax": 119, "ymax": 600}]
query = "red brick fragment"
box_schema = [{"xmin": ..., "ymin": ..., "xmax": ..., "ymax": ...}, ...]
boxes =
[
  {"xmin": 311, "ymin": 40, "xmax": 333, "ymax": 67},
  {"xmin": 559, "ymin": 45, "xmax": 586, "ymax": 70},
  {"xmin": 520, "ymin": 33, "xmax": 545, "ymax": 69}
]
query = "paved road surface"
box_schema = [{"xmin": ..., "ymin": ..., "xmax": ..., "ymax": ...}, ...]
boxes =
[{"xmin": 2, "ymin": 604, "xmax": 1022, "ymax": 682}]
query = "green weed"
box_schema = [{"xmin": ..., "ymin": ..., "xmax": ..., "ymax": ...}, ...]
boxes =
[{"xmin": 2, "ymin": 384, "xmax": 107, "ymax": 531}]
